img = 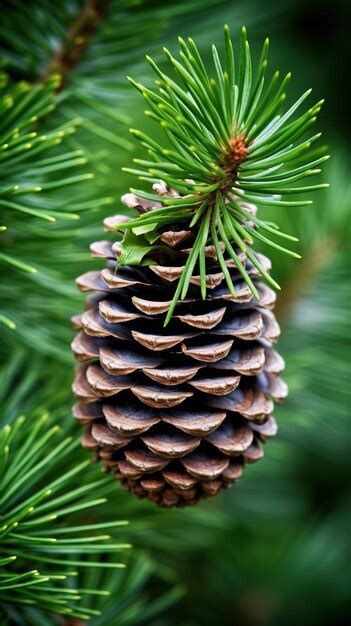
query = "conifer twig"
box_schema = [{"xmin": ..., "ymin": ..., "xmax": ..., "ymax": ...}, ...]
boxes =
[{"xmin": 44, "ymin": 0, "xmax": 111, "ymax": 87}]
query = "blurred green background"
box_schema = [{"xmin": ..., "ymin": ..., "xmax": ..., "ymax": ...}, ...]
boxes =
[{"xmin": 1, "ymin": 1, "xmax": 350, "ymax": 624}]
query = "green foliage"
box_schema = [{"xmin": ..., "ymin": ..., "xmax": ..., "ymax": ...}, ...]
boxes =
[
  {"xmin": 118, "ymin": 25, "xmax": 328, "ymax": 322},
  {"xmin": 0, "ymin": 71, "xmax": 116, "ymax": 356},
  {"xmin": 0, "ymin": 73, "xmax": 85, "ymax": 224},
  {"xmin": 74, "ymin": 555, "xmax": 184, "ymax": 626},
  {"xmin": 0, "ymin": 73, "xmax": 93, "ymax": 330},
  {"xmin": 0, "ymin": 412, "xmax": 131, "ymax": 621}
]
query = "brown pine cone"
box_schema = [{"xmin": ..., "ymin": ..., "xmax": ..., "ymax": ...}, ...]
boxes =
[{"xmin": 71, "ymin": 186, "xmax": 287, "ymax": 508}]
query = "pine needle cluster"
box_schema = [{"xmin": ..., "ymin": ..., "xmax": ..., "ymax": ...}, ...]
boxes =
[
  {"xmin": 0, "ymin": 413, "xmax": 129, "ymax": 621},
  {"xmin": 118, "ymin": 26, "xmax": 328, "ymax": 322}
]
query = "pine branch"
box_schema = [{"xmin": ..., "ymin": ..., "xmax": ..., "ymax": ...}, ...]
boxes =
[
  {"xmin": 0, "ymin": 413, "xmax": 130, "ymax": 622},
  {"xmin": 45, "ymin": 0, "xmax": 111, "ymax": 87},
  {"xmin": 116, "ymin": 25, "xmax": 328, "ymax": 324},
  {"xmin": 0, "ymin": 73, "xmax": 100, "ymax": 332}
]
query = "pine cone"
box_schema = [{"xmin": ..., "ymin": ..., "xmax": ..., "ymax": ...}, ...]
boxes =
[{"xmin": 72, "ymin": 186, "xmax": 287, "ymax": 508}]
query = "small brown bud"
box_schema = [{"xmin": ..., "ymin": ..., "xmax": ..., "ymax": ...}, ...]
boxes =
[{"xmin": 229, "ymin": 134, "xmax": 248, "ymax": 164}]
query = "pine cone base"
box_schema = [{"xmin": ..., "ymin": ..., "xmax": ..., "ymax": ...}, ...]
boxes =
[{"xmin": 72, "ymin": 193, "xmax": 287, "ymax": 508}]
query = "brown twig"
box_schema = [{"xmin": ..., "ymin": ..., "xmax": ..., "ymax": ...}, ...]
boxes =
[{"xmin": 44, "ymin": 0, "xmax": 111, "ymax": 87}]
